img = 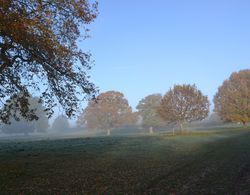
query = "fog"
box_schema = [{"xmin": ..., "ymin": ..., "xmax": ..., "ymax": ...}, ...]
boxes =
[{"xmin": 0, "ymin": 112, "xmax": 243, "ymax": 142}]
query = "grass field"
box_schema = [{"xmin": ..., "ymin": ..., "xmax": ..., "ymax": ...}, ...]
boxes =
[{"xmin": 0, "ymin": 128, "xmax": 250, "ymax": 194}]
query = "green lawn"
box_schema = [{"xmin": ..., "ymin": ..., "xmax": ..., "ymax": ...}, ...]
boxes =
[{"xmin": 0, "ymin": 128, "xmax": 250, "ymax": 194}]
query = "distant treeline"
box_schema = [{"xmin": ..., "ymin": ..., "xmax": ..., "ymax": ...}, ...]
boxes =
[
  {"xmin": 0, "ymin": 69, "xmax": 249, "ymax": 136},
  {"xmin": 77, "ymin": 69, "xmax": 250, "ymax": 135}
]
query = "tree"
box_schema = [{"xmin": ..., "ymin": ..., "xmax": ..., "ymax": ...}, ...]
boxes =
[
  {"xmin": 0, "ymin": 0, "xmax": 98, "ymax": 124},
  {"xmin": 214, "ymin": 69, "xmax": 250, "ymax": 126},
  {"xmin": 1, "ymin": 94, "xmax": 49, "ymax": 134},
  {"xmin": 51, "ymin": 115, "xmax": 69, "ymax": 132},
  {"xmin": 136, "ymin": 94, "xmax": 164, "ymax": 134},
  {"xmin": 78, "ymin": 91, "xmax": 135, "ymax": 135},
  {"xmin": 158, "ymin": 84, "xmax": 209, "ymax": 133},
  {"xmin": 29, "ymin": 97, "xmax": 49, "ymax": 132}
]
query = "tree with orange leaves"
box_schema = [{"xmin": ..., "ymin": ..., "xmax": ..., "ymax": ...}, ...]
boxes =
[
  {"xmin": 158, "ymin": 84, "xmax": 209, "ymax": 133},
  {"xmin": 214, "ymin": 69, "xmax": 250, "ymax": 126},
  {"xmin": 0, "ymin": 0, "xmax": 98, "ymax": 124},
  {"xmin": 77, "ymin": 91, "xmax": 136, "ymax": 135}
]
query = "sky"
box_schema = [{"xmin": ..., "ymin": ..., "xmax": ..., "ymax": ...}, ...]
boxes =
[{"xmin": 79, "ymin": 0, "xmax": 250, "ymax": 112}]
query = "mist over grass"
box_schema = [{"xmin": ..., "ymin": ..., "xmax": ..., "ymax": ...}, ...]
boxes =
[
  {"xmin": 0, "ymin": 110, "xmax": 248, "ymax": 151},
  {"xmin": 0, "ymin": 118, "xmax": 248, "ymax": 142}
]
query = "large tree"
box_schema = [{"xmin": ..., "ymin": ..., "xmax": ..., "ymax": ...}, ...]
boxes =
[
  {"xmin": 214, "ymin": 69, "xmax": 250, "ymax": 126},
  {"xmin": 78, "ymin": 91, "xmax": 135, "ymax": 135},
  {"xmin": 158, "ymin": 84, "xmax": 209, "ymax": 132},
  {"xmin": 136, "ymin": 94, "xmax": 164, "ymax": 133},
  {"xmin": 0, "ymin": 0, "xmax": 98, "ymax": 123}
]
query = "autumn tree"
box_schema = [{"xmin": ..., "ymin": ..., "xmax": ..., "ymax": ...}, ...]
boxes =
[
  {"xmin": 78, "ymin": 91, "xmax": 135, "ymax": 135},
  {"xmin": 158, "ymin": 84, "xmax": 209, "ymax": 133},
  {"xmin": 136, "ymin": 94, "xmax": 164, "ymax": 134},
  {"xmin": 214, "ymin": 69, "xmax": 250, "ymax": 126},
  {"xmin": 1, "ymin": 94, "xmax": 49, "ymax": 134},
  {"xmin": 0, "ymin": 0, "xmax": 98, "ymax": 124}
]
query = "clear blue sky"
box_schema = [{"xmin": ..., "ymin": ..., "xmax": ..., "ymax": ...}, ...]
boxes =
[{"xmin": 80, "ymin": 0, "xmax": 250, "ymax": 111}]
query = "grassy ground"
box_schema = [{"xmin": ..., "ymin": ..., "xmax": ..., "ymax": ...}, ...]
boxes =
[{"xmin": 0, "ymin": 127, "xmax": 250, "ymax": 194}]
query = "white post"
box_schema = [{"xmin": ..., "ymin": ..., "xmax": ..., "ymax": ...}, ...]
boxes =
[
  {"xmin": 107, "ymin": 129, "xmax": 111, "ymax": 136},
  {"xmin": 149, "ymin": 126, "xmax": 153, "ymax": 134}
]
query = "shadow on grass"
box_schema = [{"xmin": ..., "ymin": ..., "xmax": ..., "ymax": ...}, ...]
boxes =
[{"xmin": 0, "ymin": 128, "xmax": 250, "ymax": 194}]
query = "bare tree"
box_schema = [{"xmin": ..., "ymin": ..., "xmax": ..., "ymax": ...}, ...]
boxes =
[
  {"xmin": 214, "ymin": 69, "xmax": 250, "ymax": 126},
  {"xmin": 78, "ymin": 91, "xmax": 135, "ymax": 135},
  {"xmin": 158, "ymin": 84, "xmax": 209, "ymax": 133},
  {"xmin": 0, "ymin": 0, "xmax": 98, "ymax": 123}
]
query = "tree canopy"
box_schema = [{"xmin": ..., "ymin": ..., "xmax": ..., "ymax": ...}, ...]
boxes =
[
  {"xmin": 136, "ymin": 94, "xmax": 164, "ymax": 130},
  {"xmin": 0, "ymin": 0, "xmax": 98, "ymax": 123},
  {"xmin": 158, "ymin": 84, "xmax": 209, "ymax": 131},
  {"xmin": 214, "ymin": 69, "xmax": 250, "ymax": 125},
  {"xmin": 78, "ymin": 91, "xmax": 135, "ymax": 135}
]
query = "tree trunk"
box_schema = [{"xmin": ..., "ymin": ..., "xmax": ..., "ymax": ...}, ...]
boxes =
[
  {"xmin": 149, "ymin": 126, "xmax": 154, "ymax": 134},
  {"xmin": 242, "ymin": 121, "xmax": 248, "ymax": 128},
  {"xmin": 180, "ymin": 123, "xmax": 183, "ymax": 134},
  {"xmin": 179, "ymin": 122, "xmax": 187, "ymax": 134},
  {"xmin": 107, "ymin": 129, "xmax": 111, "ymax": 136},
  {"xmin": 172, "ymin": 127, "xmax": 175, "ymax": 136}
]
